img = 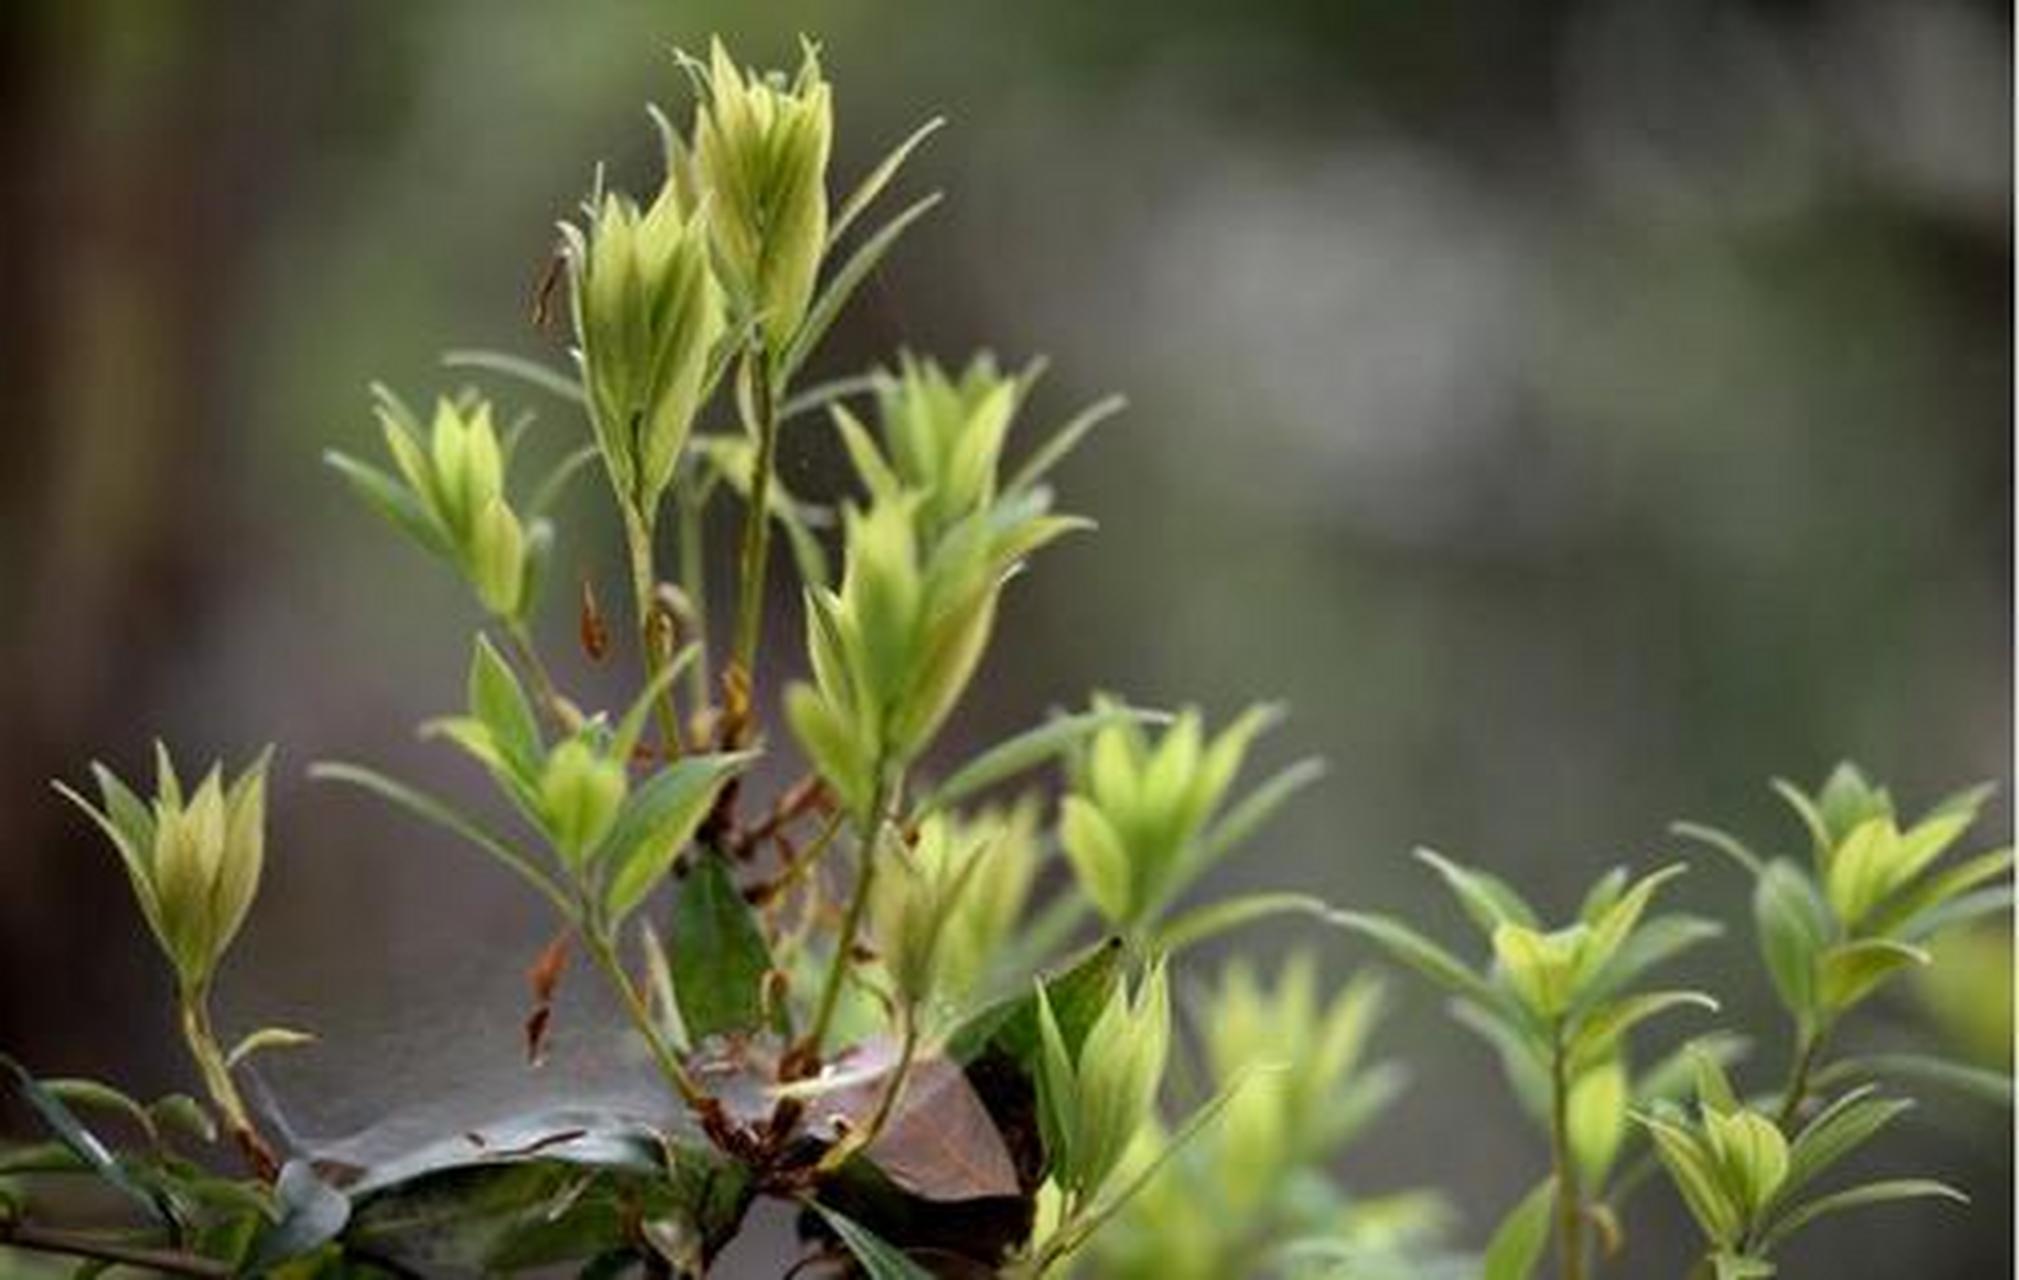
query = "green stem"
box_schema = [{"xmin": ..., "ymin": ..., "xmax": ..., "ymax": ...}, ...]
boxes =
[
  {"xmin": 582, "ymin": 923, "xmax": 707, "ymax": 1113},
  {"xmin": 178, "ymin": 990, "xmax": 277, "ymax": 1181},
  {"xmin": 676, "ymin": 481, "xmax": 713, "ymax": 715},
  {"xmin": 1550, "ymin": 1021, "xmax": 1586, "ymax": 1280},
  {"xmin": 730, "ymin": 346, "xmax": 781, "ymax": 702},
  {"xmin": 505, "ymin": 622, "xmax": 570, "ymax": 731},
  {"xmin": 804, "ymin": 776, "xmax": 891, "ymax": 1058},
  {"xmin": 860, "ymin": 1005, "xmax": 919, "ymax": 1148},
  {"xmin": 0, "ymin": 1220, "xmax": 232, "ymax": 1278},
  {"xmin": 1773, "ymin": 1025, "xmax": 1827, "ymax": 1131},
  {"xmin": 622, "ymin": 506, "xmax": 684, "ymax": 758}
]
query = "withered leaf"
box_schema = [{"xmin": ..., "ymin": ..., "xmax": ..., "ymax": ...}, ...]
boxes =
[
  {"xmin": 525, "ymin": 931, "xmax": 571, "ymax": 1066},
  {"xmin": 821, "ymin": 1046, "xmax": 1019, "ymax": 1202}
]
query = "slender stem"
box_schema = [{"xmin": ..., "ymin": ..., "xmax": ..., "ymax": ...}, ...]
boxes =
[
  {"xmin": 1773, "ymin": 1025, "xmax": 1827, "ymax": 1131},
  {"xmin": 676, "ymin": 481, "xmax": 713, "ymax": 715},
  {"xmin": 178, "ymin": 990, "xmax": 277, "ymax": 1182},
  {"xmin": 582, "ymin": 923, "xmax": 708, "ymax": 1113},
  {"xmin": 1549, "ymin": 1021, "xmax": 1586, "ymax": 1280},
  {"xmin": 622, "ymin": 506, "xmax": 684, "ymax": 758},
  {"xmin": 804, "ymin": 776, "xmax": 891, "ymax": 1059},
  {"xmin": 0, "ymin": 1220, "xmax": 232, "ymax": 1278},
  {"xmin": 859, "ymin": 1005, "xmax": 920, "ymax": 1149},
  {"xmin": 757, "ymin": 810, "xmax": 846, "ymax": 905},
  {"xmin": 730, "ymin": 346, "xmax": 781, "ymax": 709},
  {"xmin": 505, "ymin": 622, "xmax": 571, "ymax": 731}
]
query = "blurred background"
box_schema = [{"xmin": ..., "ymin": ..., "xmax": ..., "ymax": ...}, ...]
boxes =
[{"xmin": 0, "ymin": 0, "xmax": 2009, "ymax": 1275}]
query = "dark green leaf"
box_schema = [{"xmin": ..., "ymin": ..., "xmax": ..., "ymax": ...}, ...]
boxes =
[
  {"xmin": 810, "ymin": 1202, "xmax": 934, "ymax": 1280},
  {"xmin": 671, "ymin": 852, "xmax": 774, "ymax": 1041},
  {"xmin": 946, "ymin": 937, "xmax": 1123, "ymax": 1067}
]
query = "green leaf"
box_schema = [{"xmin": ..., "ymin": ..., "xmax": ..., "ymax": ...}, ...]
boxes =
[
  {"xmin": 1634, "ymin": 1110, "xmax": 1743, "ymax": 1246},
  {"xmin": 1710, "ymin": 1252, "xmax": 1776, "ymax": 1280},
  {"xmin": 1153, "ymin": 891, "xmax": 1326, "ymax": 953},
  {"xmin": 324, "ymin": 451, "xmax": 449, "ymax": 555},
  {"xmin": 1816, "ymin": 938, "xmax": 1929, "ymax": 1014},
  {"xmin": 599, "ymin": 754, "xmax": 754, "ymax": 924},
  {"xmin": 670, "ymin": 852, "xmax": 774, "ymax": 1042},
  {"xmin": 1671, "ymin": 821, "xmax": 1764, "ymax": 877},
  {"xmin": 528, "ymin": 445, "xmax": 603, "ymax": 519},
  {"xmin": 441, "ymin": 348, "xmax": 588, "ymax": 405},
  {"xmin": 1413, "ymin": 847, "xmax": 1538, "ymax": 936},
  {"xmin": 1866, "ymin": 847, "xmax": 2014, "ymax": 939},
  {"xmin": 1054, "ymin": 1064, "xmax": 1259, "ymax": 1261},
  {"xmin": 1574, "ymin": 863, "xmax": 1687, "ymax": 990},
  {"xmin": 470, "ymin": 635, "xmax": 542, "ymax": 779},
  {"xmin": 1449, "ymin": 997, "xmax": 1552, "ymax": 1122},
  {"xmin": 1813, "ymin": 1053, "xmax": 2014, "ymax": 1108},
  {"xmin": 827, "ymin": 116, "xmax": 945, "ymax": 249},
  {"xmin": 1757, "ymin": 1179, "xmax": 1966, "ymax": 1252},
  {"xmin": 946, "ymin": 937, "xmax": 1124, "ymax": 1066},
  {"xmin": 225, "ymin": 1027, "xmax": 318, "ymax": 1072},
  {"xmin": 1779, "ymin": 1087, "xmax": 1911, "ymax": 1202},
  {"xmin": 1575, "ymin": 914, "xmax": 1723, "ymax": 1009},
  {"xmin": 1568, "ymin": 992, "xmax": 1720, "ymax": 1070},
  {"xmin": 149, "ymin": 1094, "xmax": 217, "ymax": 1145},
  {"xmin": 1185, "ymin": 757, "xmax": 1326, "ymax": 881},
  {"xmin": 781, "ymin": 192, "xmax": 943, "ymax": 379},
  {"xmin": 242, "ymin": 1159, "xmax": 350, "ymax": 1274},
  {"xmin": 1752, "ymin": 861, "xmax": 1830, "ymax": 1024},
  {"xmin": 0, "ymin": 1054, "xmax": 169, "ymax": 1226},
  {"xmin": 1636, "ymin": 1034, "xmax": 1751, "ymax": 1106},
  {"xmin": 809, "ymin": 1202, "xmax": 934, "ymax": 1280},
  {"xmin": 40, "ymin": 1079, "xmax": 156, "ymax": 1143},
  {"xmin": 1482, "ymin": 1175, "xmax": 1556, "ymax": 1280},
  {"xmin": 1325, "ymin": 910, "xmax": 1499, "ymax": 1009},
  {"xmin": 913, "ymin": 705, "xmax": 1167, "ymax": 817},
  {"xmin": 310, "ymin": 762, "xmax": 576, "ymax": 920},
  {"xmin": 1004, "ymin": 393, "xmax": 1128, "ymax": 497}
]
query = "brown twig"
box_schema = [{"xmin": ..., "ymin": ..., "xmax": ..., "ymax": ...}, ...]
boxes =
[{"xmin": 0, "ymin": 1220, "xmax": 232, "ymax": 1278}]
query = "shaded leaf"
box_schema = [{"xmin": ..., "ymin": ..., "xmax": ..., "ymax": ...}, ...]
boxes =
[
  {"xmin": 671, "ymin": 852, "xmax": 774, "ymax": 1041},
  {"xmin": 810, "ymin": 1201, "xmax": 935, "ymax": 1280},
  {"xmin": 946, "ymin": 938, "xmax": 1124, "ymax": 1067}
]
